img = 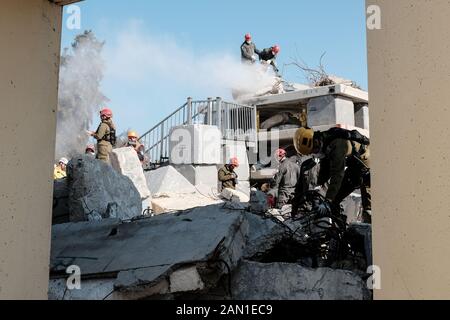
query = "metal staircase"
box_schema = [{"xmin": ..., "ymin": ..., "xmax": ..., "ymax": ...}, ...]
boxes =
[{"xmin": 139, "ymin": 97, "xmax": 257, "ymax": 165}]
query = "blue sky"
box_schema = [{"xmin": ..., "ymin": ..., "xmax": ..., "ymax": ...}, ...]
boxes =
[{"xmin": 62, "ymin": 0, "xmax": 368, "ymax": 136}]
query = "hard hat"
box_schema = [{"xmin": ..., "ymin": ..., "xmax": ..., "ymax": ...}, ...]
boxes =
[
  {"xmin": 272, "ymin": 45, "xmax": 280, "ymax": 54},
  {"xmin": 85, "ymin": 144, "xmax": 95, "ymax": 152},
  {"xmin": 229, "ymin": 157, "xmax": 240, "ymax": 167},
  {"xmin": 100, "ymin": 108, "xmax": 113, "ymax": 118},
  {"xmin": 59, "ymin": 157, "xmax": 69, "ymax": 165},
  {"xmin": 128, "ymin": 131, "xmax": 139, "ymax": 139},
  {"xmin": 245, "ymin": 33, "xmax": 252, "ymax": 41},
  {"xmin": 275, "ymin": 148, "xmax": 287, "ymax": 158},
  {"xmin": 294, "ymin": 128, "xmax": 314, "ymax": 155}
]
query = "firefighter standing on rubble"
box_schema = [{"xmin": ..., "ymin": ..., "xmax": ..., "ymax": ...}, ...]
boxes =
[
  {"xmin": 258, "ymin": 45, "xmax": 281, "ymax": 74},
  {"xmin": 126, "ymin": 130, "xmax": 145, "ymax": 163},
  {"xmin": 218, "ymin": 157, "xmax": 240, "ymax": 190},
  {"xmin": 241, "ymin": 33, "xmax": 260, "ymax": 64},
  {"xmin": 292, "ymin": 127, "xmax": 372, "ymax": 223},
  {"xmin": 87, "ymin": 108, "xmax": 116, "ymax": 164},
  {"xmin": 268, "ymin": 149, "xmax": 301, "ymax": 208}
]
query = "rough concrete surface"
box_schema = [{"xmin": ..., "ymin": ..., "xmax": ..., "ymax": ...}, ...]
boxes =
[
  {"xmin": 110, "ymin": 147, "xmax": 151, "ymax": 199},
  {"xmin": 231, "ymin": 260, "xmax": 370, "ymax": 300},
  {"xmin": 67, "ymin": 155, "xmax": 142, "ymax": 222},
  {"xmin": 145, "ymin": 165, "xmax": 196, "ymax": 195}
]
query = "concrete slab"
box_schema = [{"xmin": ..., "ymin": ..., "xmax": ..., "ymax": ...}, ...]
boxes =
[
  {"xmin": 231, "ymin": 260, "xmax": 370, "ymax": 300},
  {"xmin": 174, "ymin": 164, "xmax": 218, "ymax": 192},
  {"xmin": 355, "ymin": 105, "xmax": 370, "ymax": 131},
  {"xmin": 145, "ymin": 165, "xmax": 196, "ymax": 195},
  {"xmin": 110, "ymin": 147, "xmax": 151, "ymax": 199},
  {"xmin": 151, "ymin": 193, "xmax": 222, "ymax": 214},
  {"xmin": 307, "ymin": 96, "xmax": 355, "ymax": 127}
]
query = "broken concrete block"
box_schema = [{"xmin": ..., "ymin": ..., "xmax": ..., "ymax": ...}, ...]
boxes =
[
  {"xmin": 49, "ymin": 204, "xmax": 249, "ymax": 300},
  {"xmin": 236, "ymin": 180, "xmax": 250, "ymax": 198},
  {"xmin": 307, "ymin": 96, "xmax": 355, "ymax": 127},
  {"xmin": 169, "ymin": 266, "xmax": 205, "ymax": 293},
  {"xmin": 67, "ymin": 155, "xmax": 142, "ymax": 222},
  {"xmin": 174, "ymin": 164, "xmax": 218, "ymax": 192},
  {"xmin": 145, "ymin": 165, "xmax": 196, "ymax": 196},
  {"xmin": 151, "ymin": 193, "xmax": 222, "ymax": 214},
  {"xmin": 52, "ymin": 179, "xmax": 70, "ymax": 224},
  {"xmin": 110, "ymin": 147, "xmax": 151, "ymax": 199},
  {"xmin": 249, "ymin": 190, "xmax": 268, "ymax": 214},
  {"xmin": 231, "ymin": 260, "xmax": 370, "ymax": 300},
  {"xmin": 221, "ymin": 188, "xmax": 250, "ymax": 203},
  {"xmin": 169, "ymin": 125, "xmax": 222, "ymax": 165}
]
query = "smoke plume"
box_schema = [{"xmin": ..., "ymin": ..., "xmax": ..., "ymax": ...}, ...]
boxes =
[{"xmin": 55, "ymin": 31, "xmax": 108, "ymax": 160}]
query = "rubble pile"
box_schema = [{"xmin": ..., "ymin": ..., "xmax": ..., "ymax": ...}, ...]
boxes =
[
  {"xmin": 66, "ymin": 155, "xmax": 142, "ymax": 222},
  {"xmin": 49, "ymin": 199, "xmax": 372, "ymax": 300}
]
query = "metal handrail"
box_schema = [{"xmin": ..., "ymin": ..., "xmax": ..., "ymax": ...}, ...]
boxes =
[{"xmin": 139, "ymin": 97, "xmax": 257, "ymax": 165}]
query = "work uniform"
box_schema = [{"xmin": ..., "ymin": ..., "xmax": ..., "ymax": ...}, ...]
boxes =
[
  {"xmin": 270, "ymin": 157, "xmax": 301, "ymax": 208},
  {"xmin": 218, "ymin": 165, "xmax": 238, "ymax": 190},
  {"xmin": 241, "ymin": 41, "xmax": 260, "ymax": 64},
  {"xmin": 93, "ymin": 119, "xmax": 116, "ymax": 163},
  {"xmin": 53, "ymin": 165, "xmax": 67, "ymax": 180},
  {"xmin": 258, "ymin": 48, "xmax": 279, "ymax": 72}
]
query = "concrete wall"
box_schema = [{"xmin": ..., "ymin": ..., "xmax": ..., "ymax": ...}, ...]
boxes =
[
  {"xmin": 367, "ymin": 0, "xmax": 450, "ymax": 299},
  {"xmin": 0, "ymin": 0, "xmax": 63, "ymax": 299}
]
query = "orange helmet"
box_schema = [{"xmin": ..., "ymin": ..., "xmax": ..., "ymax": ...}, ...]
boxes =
[
  {"xmin": 128, "ymin": 131, "xmax": 139, "ymax": 139},
  {"xmin": 245, "ymin": 33, "xmax": 252, "ymax": 41},
  {"xmin": 275, "ymin": 148, "xmax": 287, "ymax": 158},
  {"xmin": 229, "ymin": 157, "xmax": 240, "ymax": 167}
]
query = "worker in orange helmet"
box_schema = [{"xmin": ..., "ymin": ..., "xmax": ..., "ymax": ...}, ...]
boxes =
[
  {"xmin": 218, "ymin": 157, "xmax": 240, "ymax": 190},
  {"xmin": 241, "ymin": 33, "xmax": 260, "ymax": 64},
  {"xmin": 126, "ymin": 130, "xmax": 145, "ymax": 163}
]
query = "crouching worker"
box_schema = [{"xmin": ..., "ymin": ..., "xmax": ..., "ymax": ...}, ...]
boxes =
[
  {"xmin": 292, "ymin": 127, "xmax": 372, "ymax": 223},
  {"xmin": 54, "ymin": 157, "xmax": 68, "ymax": 180},
  {"xmin": 218, "ymin": 157, "xmax": 239, "ymax": 191},
  {"xmin": 87, "ymin": 107, "xmax": 116, "ymax": 164}
]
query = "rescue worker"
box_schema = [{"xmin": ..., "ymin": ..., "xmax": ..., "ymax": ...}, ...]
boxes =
[
  {"xmin": 292, "ymin": 127, "xmax": 372, "ymax": 223},
  {"xmin": 127, "ymin": 130, "xmax": 145, "ymax": 163},
  {"xmin": 87, "ymin": 107, "xmax": 116, "ymax": 164},
  {"xmin": 241, "ymin": 33, "xmax": 260, "ymax": 64},
  {"xmin": 85, "ymin": 144, "xmax": 96, "ymax": 157},
  {"xmin": 54, "ymin": 157, "xmax": 68, "ymax": 180},
  {"xmin": 269, "ymin": 149, "xmax": 301, "ymax": 208},
  {"xmin": 218, "ymin": 157, "xmax": 239, "ymax": 191},
  {"xmin": 258, "ymin": 45, "xmax": 280, "ymax": 74}
]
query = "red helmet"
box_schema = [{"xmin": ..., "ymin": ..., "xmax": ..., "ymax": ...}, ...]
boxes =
[
  {"xmin": 275, "ymin": 148, "xmax": 287, "ymax": 158},
  {"xmin": 245, "ymin": 33, "xmax": 252, "ymax": 41},
  {"xmin": 86, "ymin": 144, "xmax": 95, "ymax": 153},
  {"xmin": 272, "ymin": 45, "xmax": 280, "ymax": 54},
  {"xmin": 100, "ymin": 108, "xmax": 113, "ymax": 118},
  {"xmin": 229, "ymin": 157, "xmax": 240, "ymax": 167}
]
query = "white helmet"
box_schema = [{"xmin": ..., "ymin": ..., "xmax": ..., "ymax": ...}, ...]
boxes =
[{"xmin": 59, "ymin": 158, "xmax": 69, "ymax": 165}]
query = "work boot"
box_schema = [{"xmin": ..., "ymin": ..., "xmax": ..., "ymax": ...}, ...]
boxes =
[{"xmin": 361, "ymin": 210, "xmax": 372, "ymax": 224}]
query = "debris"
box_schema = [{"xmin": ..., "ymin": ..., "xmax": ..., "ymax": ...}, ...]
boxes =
[
  {"xmin": 52, "ymin": 179, "xmax": 70, "ymax": 224},
  {"xmin": 151, "ymin": 192, "xmax": 221, "ymax": 214},
  {"xmin": 67, "ymin": 155, "xmax": 142, "ymax": 222},
  {"xmin": 145, "ymin": 165, "xmax": 196, "ymax": 196},
  {"xmin": 249, "ymin": 190, "xmax": 268, "ymax": 214},
  {"xmin": 110, "ymin": 147, "xmax": 151, "ymax": 199},
  {"xmin": 220, "ymin": 188, "xmax": 250, "ymax": 203},
  {"xmin": 231, "ymin": 260, "xmax": 370, "ymax": 300}
]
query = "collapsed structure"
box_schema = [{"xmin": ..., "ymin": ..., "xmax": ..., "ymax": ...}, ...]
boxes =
[{"xmin": 51, "ymin": 80, "xmax": 372, "ymax": 300}]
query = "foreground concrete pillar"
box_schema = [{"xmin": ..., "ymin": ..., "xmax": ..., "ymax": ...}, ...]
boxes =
[
  {"xmin": 367, "ymin": 0, "xmax": 450, "ymax": 299},
  {"xmin": 0, "ymin": 0, "xmax": 63, "ymax": 299}
]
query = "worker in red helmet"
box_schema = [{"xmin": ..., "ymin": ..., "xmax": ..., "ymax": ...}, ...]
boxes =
[
  {"xmin": 85, "ymin": 144, "xmax": 96, "ymax": 157},
  {"xmin": 268, "ymin": 148, "xmax": 300, "ymax": 208},
  {"xmin": 87, "ymin": 107, "xmax": 116, "ymax": 164},
  {"xmin": 218, "ymin": 157, "xmax": 240, "ymax": 190},
  {"xmin": 241, "ymin": 33, "xmax": 260, "ymax": 65},
  {"xmin": 258, "ymin": 45, "xmax": 281, "ymax": 74}
]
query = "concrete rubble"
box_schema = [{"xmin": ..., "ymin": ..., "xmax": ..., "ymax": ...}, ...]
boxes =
[
  {"xmin": 231, "ymin": 260, "xmax": 370, "ymax": 300},
  {"xmin": 66, "ymin": 155, "xmax": 142, "ymax": 222},
  {"xmin": 49, "ymin": 200, "xmax": 372, "ymax": 300},
  {"xmin": 110, "ymin": 147, "xmax": 151, "ymax": 200}
]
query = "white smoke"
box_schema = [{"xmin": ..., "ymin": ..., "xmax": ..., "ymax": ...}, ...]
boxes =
[
  {"xmin": 105, "ymin": 22, "xmax": 278, "ymax": 99},
  {"xmin": 55, "ymin": 31, "xmax": 108, "ymax": 160}
]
